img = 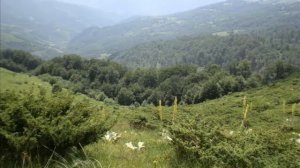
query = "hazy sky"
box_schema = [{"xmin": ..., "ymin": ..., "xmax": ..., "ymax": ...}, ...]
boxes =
[{"xmin": 58, "ymin": 0, "xmax": 226, "ymax": 16}]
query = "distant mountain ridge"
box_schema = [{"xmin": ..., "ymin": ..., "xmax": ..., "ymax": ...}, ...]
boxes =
[
  {"xmin": 0, "ymin": 0, "xmax": 122, "ymax": 59},
  {"xmin": 67, "ymin": 0, "xmax": 300, "ymax": 57}
]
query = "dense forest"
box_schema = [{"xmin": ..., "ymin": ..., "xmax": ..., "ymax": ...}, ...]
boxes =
[
  {"xmin": 112, "ymin": 26, "xmax": 300, "ymax": 68},
  {"xmin": 0, "ymin": 48, "xmax": 298, "ymax": 106}
]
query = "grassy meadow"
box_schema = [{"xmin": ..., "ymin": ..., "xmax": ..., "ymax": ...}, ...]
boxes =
[{"xmin": 0, "ymin": 68, "xmax": 300, "ymax": 167}]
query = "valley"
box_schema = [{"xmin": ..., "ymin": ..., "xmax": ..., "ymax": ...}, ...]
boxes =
[{"xmin": 1, "ymin": 0, "xmax": 300, "ymax": 167}]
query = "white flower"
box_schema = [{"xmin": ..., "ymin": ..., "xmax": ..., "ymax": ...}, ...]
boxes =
[
  {"xmin": 296, "ymin": 139, "xmax": 300, "ymax": 144},
  {"xmin": 137, "ymin": 142, "xmax": 145, "ymax": 150},
  {"xmin": 162, "ymin": 129, "xmax": 173, "ymax": 141},
  {"xmin": 103, "ymin": 131, "xmax": 121, "ymax": 142},
  {"xmin": 229, "ymin": 131, "xmax": 234, "ymax": 135},
  {"xmin": 125, "ymin": 141, "xmax": 145, "ymax": 150},
  {"xmin": 125, "ymin": 142, "xmax": 137, "ymax": 150},
  {"xmin": 166, "ymin": 136, "xmax": 173, "ymax": 141}
]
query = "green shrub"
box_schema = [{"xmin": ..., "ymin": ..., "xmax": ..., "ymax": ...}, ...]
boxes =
[
  {"xmin": 129, "ymin": 113, "xmax": 158, "ymax": 130},
  {"xmin": 52, "ymin": 83, "xmax": 62, "ymax": 93},
  {"xmin": 170, "ymin": 118, "xmax": 300, "ymax": 167},
  {"xmin": 0, "ymin": 89, "xmax": 112, "ymax": 162}
]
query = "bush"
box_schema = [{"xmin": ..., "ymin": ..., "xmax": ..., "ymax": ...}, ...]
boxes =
[
  {"xmin": 170, "ymin": 119, "xmax": 300, "ymax": 167},
  {"xmin": 0, "ymin": 89, "xmax": 112, "ymax": 162},
  {"xmin": 129, "ymin": 113, "xmax": 158, "ymax": 130},
  {"xmin": 52, "ymin": 84, "xmax": 62, "ymax": 93}
]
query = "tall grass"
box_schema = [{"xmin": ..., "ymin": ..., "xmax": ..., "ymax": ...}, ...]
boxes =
[{"xmin": 44, "ymin": 145, "xmax": 103, "ymax": 168}]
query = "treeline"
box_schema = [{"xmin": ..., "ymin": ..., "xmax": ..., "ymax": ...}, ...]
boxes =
[
  {"xmin": 0, "ymin": 49, "xmax": 42, "ymax": 72},
  {"xmin": 0, "ymin": 49, "xmax": 298, "ymax": 106},
  {"xmin": 112, "ymin": 26, "xmax": 300, "ymax": 69}
]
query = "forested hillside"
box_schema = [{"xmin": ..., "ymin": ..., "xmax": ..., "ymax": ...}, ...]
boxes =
[
  {"xmin": 0, "ymin": 0, "xmax": 122, "ymax": 58},
  {"xmin": 112, "ymin": 25, "xmax": 300, "ymax": 68},
  {"xmin": 68, "ymin": 0, "xmax": 300, "ymax": 57},
  {"xmin": 1, "ymin": 49, "xmax": 298, "ymax": 107}
]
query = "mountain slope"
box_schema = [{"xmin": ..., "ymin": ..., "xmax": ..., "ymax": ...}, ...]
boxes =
[
  {"xmin": 67, "ymin": 0, "xmax": 300, "ymax": 57},
  {"xmin": 80, "ymin": 74, "xmax": 300, "ymax": 168},
  {"xmin": 111, "ymin": 26, "xmax": 300, "ymax": 69},
  {"xmin": 0, "ymin": 0, "xmax": 121, "ymax": 59}
]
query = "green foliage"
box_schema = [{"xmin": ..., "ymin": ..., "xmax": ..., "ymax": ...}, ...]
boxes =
[
  {"xmin": 113, "ymin": 26, "xmax": 300, "ymax": 70},
  {"xmin": 2, "ymin": 48, "xmax": 298, "ymax": 106},
  {"xmin": 229, "ymin": 60, "xmax": 252, "ymax": 79},
  {"xmin": 171, "ymin": 119, "xmax": 300, "ymax": 167},
  {"xmin": 263, "ymin": 60, "xmax": 296, "ymax": 83},
  {"xmin": 0, "ymin": 49, "xmax": 42, "ymax": 72},
  {"xmin": 30, "ymin": 56, "xmax": 299, "ymax": 106},
  {"xmin": 200, "ymin": 80, "xmax": 222, "ymax": 101},
  {"xmin": 168, "ymin": 76, "xmax": 300, "ymax": 167},
  {"xmin": 117, "ymin": 88, "xmax": 135, "ymax": 105},
  {"xmin": 129, "ymin": 113, "xmax": 158, "ymax": 130},
  {"xmin": 52, "ymin": 84, "xmax": 62, "ymax": 93},
  {"xmin": 0, "ymin": 89, "xmax": 112, "ymax": 162}
]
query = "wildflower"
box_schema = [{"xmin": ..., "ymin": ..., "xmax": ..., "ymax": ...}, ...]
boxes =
[
  {"xmin": 282, "ymin": 100, "xmax": 286, "ymax": 113},
  {"xmin": 125, "ymin": 142, "xmax": 137, "ymax": 150},
  {"xmin": 292, "ymin": 103, "xmax": 297, "ymax": 115},
  {"xmin": 159, "ymin": 100, "xmax": 163, "ymax": 121},
  {"xmin": 242, "ymin": 103, "xmax": 250, "ymax": 127},
  {"xmin": 137, "ymin": 142, "xmax": 145, "ymax": 150},
  {"xmin": 103, "ymin": 131, "xmax": 121, "ymax": 142},
  {"xmin": 125, "ymin": 142, "xmax": 145, "ymax": 150},
  {"xmin": 243, "ymin": 96, "xmax": 247, "ymax": 109},
  {"xmin": 173, "ymin": 96, "xmax": 178, "ymax": 123},
  {"xmin": 162, "ymin": 129, "xmax": 173, "ymax": 141}
]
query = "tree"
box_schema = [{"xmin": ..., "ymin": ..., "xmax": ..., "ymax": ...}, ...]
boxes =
[
  {"xmin": 201, "ymin": 80, "xmax": 222, "ymax": 101},
  {"xmin": 117, "ymin": 88, "xmax": 135, "ymax": 105},
  {"xmin": 229, "ymin": 60, "xmax": 252, "ymax": 79}
]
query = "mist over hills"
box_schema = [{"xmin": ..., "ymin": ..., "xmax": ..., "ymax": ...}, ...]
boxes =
[
  {"xmin": 57, "ymin": 0, "xmax": 226, "ymax": 16},
  {"xmin": 1, "ymin": 0, "xmax": 300, "ymax": 62},
  {"xmin": 67, "ymin": 0, "xmax": 300, "ymax": 57},
  {"xmin": 0, "ymin": 0, "xmax": 122, "ymax": 58}
]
